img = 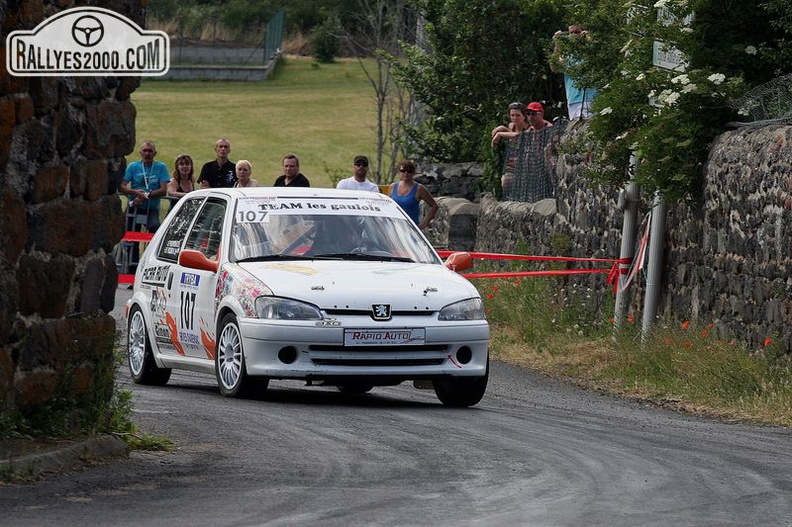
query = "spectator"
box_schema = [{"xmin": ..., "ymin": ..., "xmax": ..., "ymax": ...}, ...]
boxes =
[
  {"xmin": 389, "ymin": 160, "xmax": 439, "ymax": 230},
  {"xmin": 551, "ymin": 24, "xmax": 598, "ymax": 120},
  {"xmin": 234, "ymin": 160, "xmax": 259, "ymax": 188},
  {"xmin": 118, "ymin": 140, "xmax": 170, "ymax": 273},
  {"xmin": 274, "ymin": 154, "xmax": 311, "ymax": 187},
  {"xmin": 119, "ymin": 140, "xmax": 170, "ymax": 232},
  {"xmin": 526, "ymin": 102, "xmax": 553, "ymax": 130},
  {"xmin": 167, "ymin": 153, "xmax": 195, "ymax": 211},
  {"xmin": 491, "ymin": 101, "xmax": 530, "ymax": 147},
  {"xmin": 336, "ymin": 155, "xmax": 379, "ymax": 192},
  {"xmin": 197, "ymin": 138, "xmax": 236, "ymax": 188}
]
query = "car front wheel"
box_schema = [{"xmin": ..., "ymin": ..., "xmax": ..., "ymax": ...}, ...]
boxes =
[
  {"xmin": 215, "ymin": 313, "xmax": 268, "ymax": 398},
  {"xmin": 127, "ymin": 306, "xmax": 171, "ymax": 386},
  {"xmin": 433, "ymin": 361, "xmax": 488, "ymax": 407}
]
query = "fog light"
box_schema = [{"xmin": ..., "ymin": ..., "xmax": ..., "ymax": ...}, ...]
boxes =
[
  {"xmin": 278, "ymin": 346, "xmax": 298, "ymax": 364},
  {"xmin": 456, "ymin": 346, "xmax": 472, "ymax": 365}
]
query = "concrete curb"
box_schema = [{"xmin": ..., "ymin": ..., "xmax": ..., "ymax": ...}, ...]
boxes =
[{"xmin": 1, "ymin": 435, "xmax": 130, "ymax": 480}]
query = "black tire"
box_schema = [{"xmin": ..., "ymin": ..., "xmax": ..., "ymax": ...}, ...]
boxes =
[
  {"xmin": 337, "ymin": 384, "xmax": 374, "ymax": 395},
  {"xmin": 127, "ymin": 306, "xmax": 171, "ymax": 386},
  {"xmin": 215, "ymin": 312, "xmax": 269, "ymax": 398},
  {"xmin": 433, "ymin": 361, "xmax": 488, "ymax": 407}
]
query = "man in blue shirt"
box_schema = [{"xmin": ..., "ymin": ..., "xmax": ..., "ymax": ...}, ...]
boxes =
[
  {"xmin": 120, "ymin": 140, "xmax": 170, "ymax": 233},
  {"xmin": 119, "ymin": 140, "xmax": 170, "ymax": 275}
]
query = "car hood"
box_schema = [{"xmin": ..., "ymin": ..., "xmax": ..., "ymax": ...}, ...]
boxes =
[{"xmin": 236, "ymin": 260, "xmax": 479, "ymax": 310}]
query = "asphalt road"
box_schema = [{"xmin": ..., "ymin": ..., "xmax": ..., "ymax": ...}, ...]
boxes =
[{"xmin": 1, "ymin": 287, "xmax": 790, "ymax": 526}]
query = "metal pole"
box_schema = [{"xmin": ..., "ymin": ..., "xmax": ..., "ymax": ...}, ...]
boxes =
[
  {"xmin": 613, "ymin": 154, "xmax": 640, "ymax": 339},
  {"xmin": 641, "ymin": 191, "xmax": 667, "ymax": 345}
]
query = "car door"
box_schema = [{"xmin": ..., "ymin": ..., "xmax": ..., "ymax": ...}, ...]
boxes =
[{"xmin": 165, "ymin": 197, "xmax": 228, "ymax": 362}]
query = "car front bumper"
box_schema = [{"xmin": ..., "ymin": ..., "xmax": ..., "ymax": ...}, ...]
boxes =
[{"xmin": 238, "ymin": 317, "xmax": 489, "ymax": 381}]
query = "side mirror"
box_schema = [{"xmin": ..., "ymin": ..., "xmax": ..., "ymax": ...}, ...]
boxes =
[
  {"xmin": 179, "ymin": 249, "xmax": 219, "ymax": 273},
  {"xmin": 444, "ymin": 252, "xmax": 472, "ymax": 272}
]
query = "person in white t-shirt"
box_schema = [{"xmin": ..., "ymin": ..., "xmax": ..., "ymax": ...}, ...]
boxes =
[{"xmin": 336, "ymin": 155, "xmax": 379, "ymax": 192}]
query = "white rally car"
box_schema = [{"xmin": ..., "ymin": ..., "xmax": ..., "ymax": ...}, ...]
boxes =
[{"xmin": 126, "ymin": 187, "xmax": 489, "ymax": 406}]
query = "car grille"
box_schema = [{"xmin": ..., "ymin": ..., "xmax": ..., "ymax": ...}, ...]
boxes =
[
  {"xmin": 311, "ymin": 358, "xmax": 444, "ymax": 366},
  {"xmin": 308, "ymin": 343, "xmax": 449, "ymax": 367},
  {"xmin": 322, "ymin": 309, "xmax": 436, "ymax": 318}
]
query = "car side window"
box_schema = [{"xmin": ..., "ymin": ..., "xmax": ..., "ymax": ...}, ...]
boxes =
[
  {"xmin": 157, "ymin": 198, "xmax": 204, "ymax": 262},
  {"xmin": 184, "ymin": 198, "xmax": 227, "ymax": 261}
]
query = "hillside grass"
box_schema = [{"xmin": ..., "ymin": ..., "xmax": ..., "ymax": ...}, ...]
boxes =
[{"xmin": 133, "ymin": 56, "xmax": 378, "ymax": 188}]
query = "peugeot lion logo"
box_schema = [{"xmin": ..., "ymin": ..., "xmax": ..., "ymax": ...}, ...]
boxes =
[
  {"xmin": 371, "ymin": 304, "xmax": 391, "ymax": 321},
  {"xmin": 72, "ymin": 15, "xmax": 104, "ymax": 47}
]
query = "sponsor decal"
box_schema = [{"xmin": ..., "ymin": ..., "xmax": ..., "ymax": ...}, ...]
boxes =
[
  {"xmin": 181, "ymin": 272, "xmax": 200, "ymax": 288},
  {"xmin": 6, "ymin": 7, "xmax": 169, "ymax": 77},
  {"xmin": 141, "ymin": 264, "xmax": 170, "ymax": 285}
]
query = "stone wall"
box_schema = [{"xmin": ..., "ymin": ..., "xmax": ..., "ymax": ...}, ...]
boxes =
[
  {"xmin": 425, "ymin": 122, "xmax": 792, "ymax": 353},
  {"xmin": 1, "ymin": 2, "xmax": 138, "ymax": 419}
]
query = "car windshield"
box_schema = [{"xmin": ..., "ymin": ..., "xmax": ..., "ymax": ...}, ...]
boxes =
[{"xmin": 230, "ymin": 195, "xmax": 441, "ymax": 264}]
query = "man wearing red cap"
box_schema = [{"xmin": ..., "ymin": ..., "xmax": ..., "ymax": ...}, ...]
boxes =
[{"xmin": 526, "ymin": 102, "xmax": 553, "ymax": 130}]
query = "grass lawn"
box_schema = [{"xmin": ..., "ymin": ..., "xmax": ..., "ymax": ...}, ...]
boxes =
[{"xmin": 133, "ymin": 56, "xmax": 378, "ymax": 188}]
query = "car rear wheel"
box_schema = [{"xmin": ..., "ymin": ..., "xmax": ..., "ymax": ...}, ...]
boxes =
[
  {"xmin": 433, "ymin": 361, "xmax": 488, "ymax": 407},
  {"xmin": 215, "ymin": 313, "xmax": 269, "ymax": 398},
  {"xmin": 127, "ymin": 306, "xmax": 171, "ymax": 386}
]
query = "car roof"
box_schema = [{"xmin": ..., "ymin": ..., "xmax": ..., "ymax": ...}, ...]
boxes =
[{"xmin": 190, "ymin": 187, "xmax": 392, "ymax": 201}]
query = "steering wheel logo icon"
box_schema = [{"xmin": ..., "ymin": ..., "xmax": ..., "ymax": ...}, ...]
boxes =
[{"xmin": 71, "ymin": 15, "xmax": 105, "ymax": 47}]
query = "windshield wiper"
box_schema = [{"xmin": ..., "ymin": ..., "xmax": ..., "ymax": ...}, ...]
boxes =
[
  {"xmin": 236, "ymin": 254, "xmax": 316, "ymax": 263},
  {"xmin": 311, "ymin": 252, "xmax": 414, "ymax": 262}
]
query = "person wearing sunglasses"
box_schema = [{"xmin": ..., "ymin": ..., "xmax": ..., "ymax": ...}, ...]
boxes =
[
  {"xmin": 389, "ymin": 160, "xmax": 439, "ymax": 229},
  {"xmin": 525, "ymin": 102, "xmax": 553, "ymax": 130},
  {"xmin": 336, "ymin": 155, "xmax": 379, "ymax": 192}
]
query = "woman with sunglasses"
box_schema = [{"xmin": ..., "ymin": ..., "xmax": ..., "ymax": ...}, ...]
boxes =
[
  {"xmin": 167, "ymin": 153, "xmax": 195, "ymax": 211},
  {"xmin": 389, "ymin": 160, "xmax": 439, "ymax": 230}
]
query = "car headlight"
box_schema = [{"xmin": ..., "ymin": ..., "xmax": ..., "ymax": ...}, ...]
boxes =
[
  {"xmin": 438, "ymin": 298, "xmax": 485, "ymax": 321},
  {"xmin": 255, "ymin": 297, "xmax": 322, "ymax": 320}
]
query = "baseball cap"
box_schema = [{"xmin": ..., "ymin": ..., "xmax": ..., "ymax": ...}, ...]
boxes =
[
  {"xmin": 353, "ymin": 155, "xmax": 369, "ymax": 166},
  {"xmin": 526, "ymin": 102, "xmax": 544, "ymax": 113}
]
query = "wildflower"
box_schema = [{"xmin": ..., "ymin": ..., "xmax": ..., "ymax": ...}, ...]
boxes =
[
  {"xmin": 671, "ymin": 74, "xmax": 690, "ymax": 85},
  {"xmin": 512, "ymin": 279, "xmax": 521, "ymax": 286},
  {"xmin": 636, "ymin": 73, "xmax": 646, "ymax": 81},
  {"xmin": 707, "ymin": 323, "xmax": 713, "ymax": 329},
  {"xmin": 608, "ymin": 318, "xmax": 615, "ymax": 323},
  {"xmin": 653, "ymin": 0, "xmax": 668, "ymax": 7},
  {"xmin": 627, "ymin": 315, "xmax": 634, "ymax": 323},
  {"xmin": 665, "ymin": 91, "xmax": 681, "ymax": 105},
  {"xmin": 486, "ymin": 293, "xmax": 494, "ymax": 300},
  {"xmin": 745, "ymin": 45, "xmax": 757, "ymax": 55},
  {"xmin": 708, "ymin": 73, "xmax": 726, "ymax": 85},
  {"xmin": 683, "ymin": 341, "xmax": 692, "ymax": 349},
  {"xmin": 700, "ymin": 329, "xmax": 709, "ymax": 338},
  {"xmin": 599, "ymin": 107, "xmax": 614, "ymax": 115},
  {"xmin": 764, "ymin": 337, "xmax": 772, "ymax": 347},
  {"xmin": 681, "ymin": 321, "xmax": 690, "ymax": 330},
  {"xmin": 491, "ymin": 285, "xmax": 499, "ymax": 293},
  {"xmin": 681, "ymin": 83, "xmax": 697, "ymax": 94}
]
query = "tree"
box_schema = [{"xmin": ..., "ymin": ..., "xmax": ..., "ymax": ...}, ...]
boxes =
[
  {"xmin": 389, "ymin": 0, "xmax": 566, "ymax": 162},
  {"xmin": 345, "ymin": 0, "xmax": 418, "ymax": 183}
]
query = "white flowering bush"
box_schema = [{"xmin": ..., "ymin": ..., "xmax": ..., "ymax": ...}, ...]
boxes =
[{"xmin": 561, "ymin": 0, "xmax": 790, "ymax": 203}]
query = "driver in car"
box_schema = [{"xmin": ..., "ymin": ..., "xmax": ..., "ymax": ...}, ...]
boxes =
[{"xmin": 309, "ymin": 216, "xmax": 364, "ymax": 255}]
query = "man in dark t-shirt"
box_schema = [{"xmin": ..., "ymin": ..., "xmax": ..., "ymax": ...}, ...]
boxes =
[
  {"xmin": 198, "ymin": 138, "xmax": 236, "ymax": 188},
  {"xmin": 273, "ymin": 153, "xmax": 311, "ymax": 187}
]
